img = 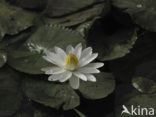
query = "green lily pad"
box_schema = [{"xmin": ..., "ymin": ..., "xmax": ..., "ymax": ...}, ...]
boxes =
[
  {"xmin": 0, "ymin": 67, "xmax": 22, "ymax": 117},
  {"xmin": 0, "ymin": 51, "xmax": 7, "ymax": 68},
  {"xmin": 131, "ymin": 61, "xmax": 156, "ymax": 94},
  {"xmin": 79, "ymin": 72, "xmax": 115, "ymax": 100},
  {"xmin": 22, "ymin": 79, "xmax": 80, "ymax": 110},
  {"xmin": 0, "ymin": 1, "xmax": 37, "ymax": 40},
  {"xmin": 7, "ymin": 24, "xmax": 85, "ymax": 74},
  {"xmin": 110, "ymin": 32, "xmax": 156, "ymax": 82},
  {"xmin": 44, "ymin": 3, "xmax": 110, "ymax": 27},
  {"xmin": 112, "ymin": 0, "xmax": 156, "ymax": 32},
  {"xmin": 13, "ymin": 101, "xmax": 58, "ymax": 117},
  {"xmin": 88, "ymin": 26, "xmax": 137, "ymax": 61},
  {"xmin": 0, "ymin": 29, "xmax": 33, "ymax": 50},
  {"xmin": 45, "ymin": 0, "xmax": 105, "ymax": 17},
  {"xmin": 132, "ymin": 77, "xmax": 156, "ymax": 94}
]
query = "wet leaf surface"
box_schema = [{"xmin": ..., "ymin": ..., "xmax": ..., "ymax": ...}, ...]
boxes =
[{"xmin": 79, "ymin": 72, "xmax": 115, "ymax": 99}]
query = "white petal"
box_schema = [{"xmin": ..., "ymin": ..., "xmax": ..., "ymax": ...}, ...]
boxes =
[
  {"xmin": 85, "ymin": 74, "xmax": 96, "ymax": 82},
  {"xmin": 80, "ymin": 47, "xmax": 92, "ymax": 59},
  {"xmin": 54, "ymin": 46, "xmax": 67, "ymax": 60},
  {"xmin": 73, "ymin": 43, "xmax": 82, "ymax": 59},
  {"xmin": 48, "ymin": 75, "xmax": 59, "ymax": 81},
  {"xmin": 69, "ymin": 76, "xmax": 80, "ymax": 89},
  {"xmin": 41, "ymin": 67, "xmax": 65, "ymax": 74},
  {"xmin": 48, "ymin": 71, "xmax": 72, "ymax": 82},
  {"xmin": 85, "ymin": 63, "xmax": 104, "ymax": 68},
  {"xmin": 66, "ymin": 45, "xmax": 74, "ymax": 54},
  {"xmin": 73, "ymin": 72, "xmax": 87, "ymax": 81},
  {"xmin": 41, "ymin": 67, "xmax": 53, "ymax": 71},
  {"xmin": 43, "ymin": 55, "xmax": 56, "ymax": 64},
  {"xmin": 78, "ymin": 67, "xmax": 100, "ymax": 74},
  {"xmin": 59, "ymin": 72, "xmax": 72, "ymax": 82},
  {"xmin": 79, "ymin": 53, "xmax": 98, "ymax": 67},
  {"xmin": 43, "ymin": 51, "xmax": 65, "ymax": 66}
]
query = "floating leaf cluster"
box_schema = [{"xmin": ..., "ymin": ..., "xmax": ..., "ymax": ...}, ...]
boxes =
[{"xmin": 0, "ymin": 0, "xmax": 156, "ymax": 117}]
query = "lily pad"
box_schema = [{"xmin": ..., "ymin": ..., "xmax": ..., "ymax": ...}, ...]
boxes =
[
  {"xmin": 7, "ymin": 24, "xmax": 85, "ymax": 74},
  {"xmin": 79, "ymin": 72, "xmax": 115, "ymax": 100},
  {"xmin": 0, "ymin": 51, "xmax": 7, "ymax": 68},
  {"xmin": 45, "ymin": 0, "xmax": 105, "ymax": 17},
  {"xmin": 44, "ymin": 3, "xmax": 110, "ymax": 27},
  {"xmin": 0, "ymin": 1, "xmax": 37, "ymax": 40},
  {"xmin": 110, "ymin": 32, "xmax": 156, "ymax": 82},
  {"xmin": 0, "ymin": 67, "xmax": 22, "ymax": 117},
  {"xmin": 0, "ymin": 29, "xmax": 33, "ymax": 50},
  {"xmin": 132, "ymin": 77, "xmax": 156, "ymax": 94},
  {"xmin": 88, "ymin": 25, "xmax": 137, "ymax": 61},
  {"xmin": 131, "ymin": 60, "xmax": 156, "ymax": 93},
  {"xmin": 13, "ymin": 100, "xmax": 59, "ymax": 117},
  {"xmin": 22, "ymin": 79, "xmax": 80, "ymax": 110},
  {"xmin": 112, "ymin": 0, "xmax": 156, "ymax": 32}
]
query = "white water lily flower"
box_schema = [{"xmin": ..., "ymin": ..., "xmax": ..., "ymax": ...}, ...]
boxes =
[{"xmin": 41, "ymin": 43, "xmax": 104, "ymax": 89}]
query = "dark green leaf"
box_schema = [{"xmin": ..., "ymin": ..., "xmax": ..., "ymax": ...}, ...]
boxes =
[
  {"xmin": 88, "ymin": 27, "xmax": 137, "ymax": 61},
  {"xmin": 131, "ymin": 60, "xmax": 156, "ymax": 94},
  {"xmin": 13, "ymin": 101, "xmax": 58, "ymax": 117},
  {"xmin": 110, "ymin": 32, "xmax": 156, "ymax": 82},
  {"xmin": 0, "ymin": 1, "xmax": 37, "ymax": 40},
  {"xmin": 0, "ymin": 67, "xmax": 22, "ymax": 117},
  {"xmin": 7, "ymin": 0, "xmax": 47, "ymax": 10},
  {"xmin": 45, "ymin": 0, "xmax": 105, "ymax": 17},
  {"xmin": 44, "ymin": 3, "xmax": 110, "ymax": 26},
  {"xmin": 79, "ymin": 72, "xmax": 115, "ymax": 99},
  {"xmin": 23, "ymin": 79, "xmax": 80, "ymax": 110},
  {"xmin": 113, "ymin": 0, "xmax": 156, "ymax": 32},
  {"xmin": 132, "ymin": 77, "xmax": 156, "ymax": 94}
]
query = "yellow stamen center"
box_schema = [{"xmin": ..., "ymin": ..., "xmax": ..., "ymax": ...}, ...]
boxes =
[{"xmin": 65, "ymin": 53, "xmax": 78, "ymax": 70}]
